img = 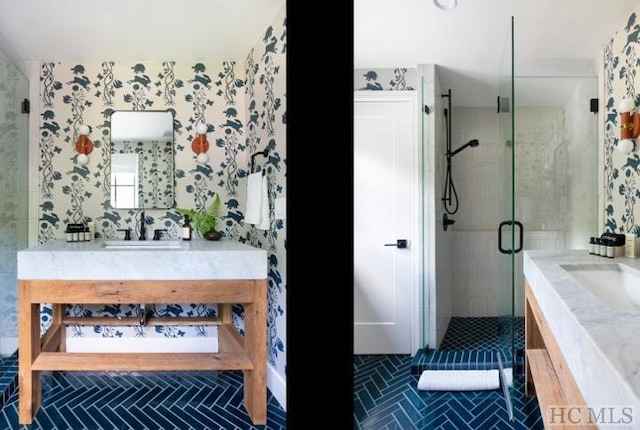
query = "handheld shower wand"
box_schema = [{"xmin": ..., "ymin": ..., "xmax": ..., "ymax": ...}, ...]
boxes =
[
  {"xmin": 440, "ymin": 89, "xmax": 481, "ymax": 217},
  {"xmin": 448, "ymin": 139, "xmax": 479, "ymax": 157}
]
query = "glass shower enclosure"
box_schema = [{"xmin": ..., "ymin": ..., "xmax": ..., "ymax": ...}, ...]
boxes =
[
  {"xmin": 496, "ymin": 16, "xmax": 600, "ymax": 418},
  {"xmin": 0, "ymin": 47, "xmax": 29, "ymax": 357},
  {"xmin": 496, "ymin": 16, "xmax": 517, "ymax": 419}
]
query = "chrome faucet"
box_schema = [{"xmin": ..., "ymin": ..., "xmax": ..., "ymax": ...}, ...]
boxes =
[{"xmin": 139, "ymin": 211, "xmax": 146, "ymax": 240}]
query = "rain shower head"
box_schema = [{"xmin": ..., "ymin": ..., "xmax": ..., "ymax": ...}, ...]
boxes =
[{"xmin": 448, "ymin": 139, "xmax": 479, "ymax": 157}]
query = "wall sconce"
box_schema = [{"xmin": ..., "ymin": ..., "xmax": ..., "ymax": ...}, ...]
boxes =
[
  {"xmin": 618, "ymin": 98, "xmax": 640, "ymax": 154},
  {"xmin": 191, "ymin": 124, "xmax": 209, "ymax": 164},
  {"xmin": 75, "ymin": 124, "xmax": 93, "ymax": 165}
]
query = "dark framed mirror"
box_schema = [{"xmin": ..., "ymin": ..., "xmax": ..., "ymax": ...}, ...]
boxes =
[{"xmin": 109, "ymin": 110, "xmax": 174, "ymax": 209}]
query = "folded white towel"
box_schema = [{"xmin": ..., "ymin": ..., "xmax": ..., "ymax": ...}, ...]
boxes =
[
  {"xmin": 256, "ymin": 174, "xmax": 270, "ymax": 231},
  {"xmin": 246, "ymin": 172, "xmax": 264, "ymax": 225},
  {"xmin": 417, "ymin": 370, "xmax": 500, "ymax": 391},
  {"xmin": 246, "ymin": 171, "xmax": 270, "ymax": 230}
]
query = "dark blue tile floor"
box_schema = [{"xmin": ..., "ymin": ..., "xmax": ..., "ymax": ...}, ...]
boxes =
[
  {"xmin": 354, "ymin": 316, "xmax": 543, "ymax": 429},
  {"xmin": 0, "ymin": 360, "xmax": 286, "ymax": 429},
  {"xmin": 354, "ymin": 355, "xmax": 543, "ymax": 430}
]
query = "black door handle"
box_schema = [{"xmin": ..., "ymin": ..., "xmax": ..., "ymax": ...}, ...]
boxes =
[
  {"xmin": 498, "ymin": 221, "xmax": 524, "ymax": 254},
  {"xmin": 384, "ymin": 239, "xmax": 407, "ymax": 249}
]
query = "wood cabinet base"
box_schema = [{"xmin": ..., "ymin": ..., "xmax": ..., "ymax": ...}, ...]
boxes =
[
  {"xmin": 525, "ymin": 280, "xmax": 596, "ymax": 429},
  {"xmin": 18, "ymin": 279, "xmax": 267, "ymax": 425}
]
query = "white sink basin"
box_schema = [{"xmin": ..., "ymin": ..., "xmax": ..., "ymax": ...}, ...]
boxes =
[
  {"xmin": 103, "ymin": 240, "xmax": 182, "ymax": 249},
  {"xmin": 561, "ymin": 263, "xmax": 640, "ymax": 311}
]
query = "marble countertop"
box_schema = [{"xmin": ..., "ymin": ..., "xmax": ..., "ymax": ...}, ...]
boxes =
[
  {"xmin": 524, "ymin": 250, "xmax": 640, "ymax": 412},
  {"xmin": 17, "ymin": 239, "xmax": 267, "ymax": 280}
]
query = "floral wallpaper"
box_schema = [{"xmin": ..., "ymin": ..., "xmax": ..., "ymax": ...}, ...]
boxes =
[
  {"xmin": 604, "ymin": 7, "xmax": 640, "ymax": 237},
  {"xmin": 35, "ymin": 7, "xmax": 287, "ymax": 382},
  {"xmin": 354, "ymin": 68, "xmax": 417, "ymax": 90}
]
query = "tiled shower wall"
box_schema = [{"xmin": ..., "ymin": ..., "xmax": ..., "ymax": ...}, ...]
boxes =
[
  {"xmin": 0, "ymin": 48, "xmax": 28, "ymax": 356},
  {"xmin": 451, "ymin": 230, "xmax": 566, "ymax": 317},
  {"xmin": 449, "ymin": 80, "xmax": 598, "ymax": 318}
]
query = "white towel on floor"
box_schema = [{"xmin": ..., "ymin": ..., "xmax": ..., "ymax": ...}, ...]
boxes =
[
  {"xmin": 245, "ymin": 172, "xmax": 270, "ymax": 230},
  {"xmin": 417, "ymin": 370, "xmax": 500, "ymax": 391}
]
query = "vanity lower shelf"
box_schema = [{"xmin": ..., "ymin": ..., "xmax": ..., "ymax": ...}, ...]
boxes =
[
  {"xmin": 32, "ymin": 351, "xmax": 253, "ymax": 372},
  {"xmin": 18, "ymin": 278, "xmax": 267, "ymax": 426},
  {"xmin": 62, "ymin": 316, "xmax": 222, "ymax": 326}
]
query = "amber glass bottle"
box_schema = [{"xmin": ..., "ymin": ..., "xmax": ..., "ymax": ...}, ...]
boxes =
[{"xmin": 182, "ymin": 215, "xmax": 192, "ymax": 240}]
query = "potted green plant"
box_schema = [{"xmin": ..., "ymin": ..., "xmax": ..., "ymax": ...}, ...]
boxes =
[{"xmin": 175, "ymin": 194, "xmax": 223, "ymax": 240}]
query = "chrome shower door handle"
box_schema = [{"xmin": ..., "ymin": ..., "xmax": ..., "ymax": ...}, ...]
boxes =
[{"xmin": 384, "ymin": 239, "xmax": 407, "ymax": 249}]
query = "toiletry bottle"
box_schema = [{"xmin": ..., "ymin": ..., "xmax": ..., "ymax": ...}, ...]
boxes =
[
  {"xmin": 182, "ymin": 215, "xmax": 192, "ymax": 241},
  {"xmin": 626, "ymin": 234, "xmax": 637, "ymax": 258},
  {"xmin": 87, "ymin": 221, "xmax": 95, "ymax": 240},
  {"xmin": 588, "ymin": 237, "xmax": 596, "ymax": 254},
  {"xmin": 606, "ymin": 239, "xmax": 615, "ymax": 258}
]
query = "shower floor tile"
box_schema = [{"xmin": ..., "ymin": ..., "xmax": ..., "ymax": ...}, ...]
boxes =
[
  {"xmin": 411, "ymin": 316, "xmax": 526, "ymax": 376},
  {"xmin": 439, "ymin": 316, "xmax": 525, "ymax": 351}
]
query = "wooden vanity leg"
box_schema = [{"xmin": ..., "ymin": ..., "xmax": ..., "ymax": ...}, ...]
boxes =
[
  {"xmin": 525, "ymin": 281, "xmax": 546, "ymax": 397},
  {"xmin": 18, "ymin": 281, "xmax": 41, "ymax": 424},
  {"xmin": 52, "ymin": 303, "xmax": 66, "ymax": 352},
  {"xmin": 243, "ymin": 279, "xmax": 267, "ymax": 424}
]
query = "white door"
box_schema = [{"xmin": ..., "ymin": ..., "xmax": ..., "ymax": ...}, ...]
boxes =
[{"xmin": 354, "ymin": 91, "xmax": 417, "ymax": 355}]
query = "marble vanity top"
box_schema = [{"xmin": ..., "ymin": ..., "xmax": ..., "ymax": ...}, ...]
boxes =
[
  {"xmin": 17, "ymin": 239, "xmax": 267, "ymax": 280},
  {"xmin": 524, "ymin": 250, "xmax": 640, "ymax": 413}
]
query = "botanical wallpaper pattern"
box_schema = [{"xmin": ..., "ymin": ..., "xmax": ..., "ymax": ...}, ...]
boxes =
[
  {"xmin": 604, "ymin": 8, "xmax": 640, "ymax": 237},
  {"xmin": 354, "ymin": 68, "xmax": 417, "ymax": 90},
  {"xmin": 110, "ymin": 138, "xmax": 174, "ymax": 209},
  {"xmin": 36, "ymin": 8, "xmax": 286, "ymax": 377}
]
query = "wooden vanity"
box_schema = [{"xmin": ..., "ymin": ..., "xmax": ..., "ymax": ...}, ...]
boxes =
[
  {"xmin": 17, "ymin": 239, "xmax": 268, "ymax": 425},
  {"xmin": 524, "ymin": 250, "xmax": 640, "ymax": 429},
  {"xmin": 525, "ymin": 279, "xmax": 596, "ymax": 429}
]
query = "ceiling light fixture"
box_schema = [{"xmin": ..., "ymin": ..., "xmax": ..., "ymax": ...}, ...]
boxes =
[{"xmin": 434, "ymin": 0, "xmax": 457, "ymax": 10}]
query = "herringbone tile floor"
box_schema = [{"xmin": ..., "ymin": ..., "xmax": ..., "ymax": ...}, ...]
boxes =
[
  {"xmin": 354, "ymin": 317, "xmax": 544, "ymax": 430},
  {"xmin": 0, "ymin": 366, "xmax": 286, "ymax": 429},
  {"xmin": 354, "ymin": 354, "xmax": 543, "ymax": 430}
]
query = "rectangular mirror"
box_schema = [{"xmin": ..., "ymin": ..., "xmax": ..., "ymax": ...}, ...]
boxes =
[{"xmin": 109, "ymin": 110, "xmax": 174, "ymax": 209}]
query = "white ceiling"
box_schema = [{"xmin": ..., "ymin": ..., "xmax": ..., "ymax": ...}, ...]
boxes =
[
  {"xmin": 0, "ymin": 0, "xmax": 285, "ymax": 74},
  {"xmin": 354, "ymin": 0, "xmax": 640, "ymax": 106}
]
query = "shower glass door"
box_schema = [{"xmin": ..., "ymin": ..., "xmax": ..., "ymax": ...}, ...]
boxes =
[{"xmin": 496, "ymin": 15, "xmax": 517, "ymax": 419}]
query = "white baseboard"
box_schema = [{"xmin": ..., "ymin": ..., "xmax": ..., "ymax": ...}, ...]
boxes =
[{"xmin": 267, "ymin": 363, "xmax": 286, "ymax": 411}]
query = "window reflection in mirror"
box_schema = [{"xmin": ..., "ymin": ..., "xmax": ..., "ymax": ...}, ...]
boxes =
[{"xmin": 109, "ymin": 111, "xmax": 174, "ymax": 209}]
